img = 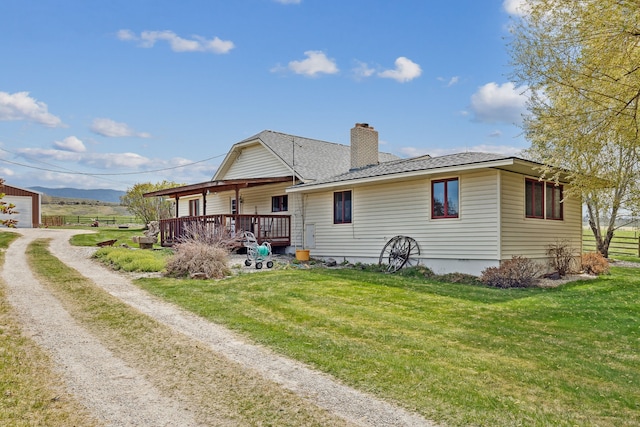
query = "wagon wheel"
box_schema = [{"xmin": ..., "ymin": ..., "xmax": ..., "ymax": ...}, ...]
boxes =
[{"xmin": 378, "ymin": 236, "xmax": 420, "ymax": 273}]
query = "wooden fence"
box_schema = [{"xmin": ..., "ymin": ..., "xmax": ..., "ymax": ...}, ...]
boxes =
[
  {"xmin": 42, "ymin": 215, "xmax": 139, "ymax": 227},
  {"xmin": 583, "ymin": 234, "xmax": 640, "ymax": 257}
]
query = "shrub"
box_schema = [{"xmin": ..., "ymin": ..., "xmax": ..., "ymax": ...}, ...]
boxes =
[
  {"xmin": 480, "ymin": 256, "xmax": 541, "ymax": 288},
  {"xmin": 546, "ymin": 240, "xmax": 576, "ymax": 276},
  {"xmin": 434, "ymin": 272, "xmax": 484, "ymax": 286},
  {"xmin": 581, "ymin": 252, "xmax": 610, "ymax": 275},
  {"xmin": 165, "ymin": 241, "xmax": 230, "ymax": 279},
  {"xmin": 396, "ymin": 266, "xmax": 435, "ymax": 278},
  {"xmin": 179, "ymin": 222, "xmax": 245, "ymax": 252}
]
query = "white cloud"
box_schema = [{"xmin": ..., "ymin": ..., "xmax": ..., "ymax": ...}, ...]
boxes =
[
  {"xmin": 18, "ymin": 147, "xmax": 153, "ymax": 169},
  {"xmin": 53, "ymin": 136, "xmax": 86, "ymax": 153},
  {"xmin": 90, "ymin": 118, "xmax": 151, "ymax": 138},
  {"xmin": 274, "ymin": 0, "xmax": 301, "ymax": 3},
  {"xmin": 118, "ymin": 29, "xmax": 234, "ymax": 54},
  {"xmin": 378, "ymin": 57, "xmax": 422, "ymax": 83},
  {"xmin": 0, "ymin": 91, "xmax": 64, "ymax": 128},
  {"xmin": 0, "ymin": 167, "xmax": 14, "ymax": 176},
  {"xmin": 469, "ymin": 82, "xmax": 529, "ymax": 124},
  {"xmin": 489, "ymin": 130, "xmax": 503, "ymax": 138},
  {"xmin": 288, "ymin": 51, "xmax": 339, "ymax": 77},
  {"xmin": 446, "ymin": 76, "xmax": 459, "ymax": 87},
  {"xmin": 116, "ymin": 29, "xmax": 136, "ymax": 41},
  {"xmin": 503, "ymin": 0, "xmax": 530, "ymax": 16},
  {"xmin": 352, "ymin": 61, "xmax": 376, "ymax": 80}
]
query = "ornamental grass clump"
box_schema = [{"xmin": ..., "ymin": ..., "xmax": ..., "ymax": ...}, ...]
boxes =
[
  {"xmin": 581, "ymin": 252, "xmax": 610, "ymax": 275},
  {"xmin": 165, "ymin": 241, "xmax": 230, "ymax": 279},
  {"xmin": 480, "ymin": 256, "xmax": 540, "ymax": 288}
]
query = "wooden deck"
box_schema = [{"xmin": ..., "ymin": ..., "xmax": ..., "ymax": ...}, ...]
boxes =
[{"xmin": 158, "ymin": 214, "xmax": 291, "ymax": 247}]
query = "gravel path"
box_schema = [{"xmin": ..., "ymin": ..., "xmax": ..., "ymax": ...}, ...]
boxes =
[{"xmin": 2, "ymin": 228, "xmax": 436, "ymax": 427}]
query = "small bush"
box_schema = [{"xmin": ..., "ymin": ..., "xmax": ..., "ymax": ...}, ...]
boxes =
[
  {"xmin": 480, "ymin": 256, "xmax": 540, "ymax": 288},
  {"xmin": 581, "ymin": 252, "xmax": 610, "ymax": 275},
  {"xmin": 547, "ymin": 240, "xmax": 576, "ymax": 276},
  {"xmin": 165, "ymin": 241, "xmax": 230, "ymax": 279},
  {"xmin": 434, "ymin": 272, "xmax": 484, "ymax": 286},
  {"xmin": 179, "ymin": 222, "xmax": 245, "ymax": 252},
  {"xmin": 396, "ymin": 266, "xmax": 435, "ymax": 278}
]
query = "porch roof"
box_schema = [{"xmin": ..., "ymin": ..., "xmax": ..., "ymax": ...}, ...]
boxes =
[{"xmin": 143, "ymin": 176, "xmax": 293, "ymax": 199}]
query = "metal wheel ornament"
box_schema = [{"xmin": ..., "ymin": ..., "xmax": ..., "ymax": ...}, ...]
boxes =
[{"xmin": 378, "ymin": 236, "xmax": 420, "ymax": 273}]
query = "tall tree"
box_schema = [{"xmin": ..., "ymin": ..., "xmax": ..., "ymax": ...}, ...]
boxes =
[
  {"xmin": 0, "ymin": 178, "xmax": 18, "ymax": 228},
  {"xmin": 509, "ymin": 0, "xmax": 640, "ymax": 257},
  {"xmin": 121, "ymin": 181, "xmax": 183, "ymax": 225}
]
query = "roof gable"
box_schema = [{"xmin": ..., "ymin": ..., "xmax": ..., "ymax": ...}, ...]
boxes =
[{"xmin": 213, "ymin": 130, "xmax": 399, "ymax": 183}]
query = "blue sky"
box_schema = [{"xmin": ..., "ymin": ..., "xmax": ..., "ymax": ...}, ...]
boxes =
[{"xmin": 0, "ymin": 0, "xmax": 529, "ymax": 191}]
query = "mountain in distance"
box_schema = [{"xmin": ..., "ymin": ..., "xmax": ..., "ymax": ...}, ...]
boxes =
[{"xmin": 30, "ymin": 187, "xmax": 126, "ymax": 204}]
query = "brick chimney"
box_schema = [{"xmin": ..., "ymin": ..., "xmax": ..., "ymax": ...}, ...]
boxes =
[{"xmin": 350, "ymin": 123, "xmax": 379, "ymax": 170}]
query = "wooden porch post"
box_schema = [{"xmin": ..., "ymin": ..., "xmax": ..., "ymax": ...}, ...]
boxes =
[
  {"xmin": 234, "ymin": 186, "xmax": 240, "ymax": 214},
  {"xmin": 175, "ymin": 195, "xmax": 179, "ymax": 217},
  {"xmin": 202, "ymin": 190, "xmax": 207, "ymax": 216}
]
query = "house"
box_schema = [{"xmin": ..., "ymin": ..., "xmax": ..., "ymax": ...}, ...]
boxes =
[
  {"xmin": 146, "ymin": 124, "xmax": 582, "ymax": 275},
  {"xmin": 0, "ymin": 183, "xmax": 41, "ymax": 228}
]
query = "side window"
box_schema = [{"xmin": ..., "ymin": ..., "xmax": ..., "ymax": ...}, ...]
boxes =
[
  {"xmin": 525, "ymin": 179, "xmax": 544, "ymax": 218},
  {"xmin": 271, "ymin": 195, "xmax": 288, "ymax": 212},
  {"xmin": 333, "ymin": 190, "xmax": 352, "ymax": 224},
  {"xmin": 546, "ymin": 183, "xmax": 563, "ymax": 220},
  {"xmin": 432, "ymin": 178, "xmax": 459, "ymax": 219},
  {"xmin": 525, "ymin": 179, "xmax": 563, "ymax": 220}
]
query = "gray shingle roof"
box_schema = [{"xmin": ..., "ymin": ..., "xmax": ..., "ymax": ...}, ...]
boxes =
[
  {"xmin": 293, "ymin": 151, "xmax": 517, "ymax": 188},
  {"xmin": 239, "ymin": 130, "xmax": 399, "ymax": 182}
]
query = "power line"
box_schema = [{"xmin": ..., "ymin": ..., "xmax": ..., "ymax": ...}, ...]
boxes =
[{"xmin": 0, "ymin": 149, "xmax": 225, "ymax": 176}]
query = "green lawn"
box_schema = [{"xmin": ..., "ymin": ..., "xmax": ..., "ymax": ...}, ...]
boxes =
[{"xmin": 135, "ymin": 268, "xmax": 640, "ymax": 426}]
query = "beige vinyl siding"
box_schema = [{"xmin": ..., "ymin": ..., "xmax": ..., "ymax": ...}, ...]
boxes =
[
  {"xmin": 177, "ymin": 195, "xmax": 203, "ymax": 217},
  {"xmin": 500, "ymin": 170, "xmax": 582, "ymax": 259},
  {"xmin": 202, "ymin": 183, "xmax": 294, "ymax": 216},
  {"xmin": 221, "ymin": 144, "xmax": 291, "ymax": 180},
  {"xmin": 301, "ymin": 170, "xmax": 501, "ymax": 261}
]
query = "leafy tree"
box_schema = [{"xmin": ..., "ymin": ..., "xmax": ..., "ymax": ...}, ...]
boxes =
[
  {"xmin": 121, "ymin": 181, "xmax": 183, "ymax": 225},
  {"xmin": 0, "ymin": 178, "xmax": 18, "ymax": 228},
  {"xmin": 509, "ymin": 0, "xmax": 640, "ymax": 257}
]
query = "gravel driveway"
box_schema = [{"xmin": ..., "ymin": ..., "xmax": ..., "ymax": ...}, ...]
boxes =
[{"xmin": 2, "ymin": 228, "xmax": 436, "ymax": 427}]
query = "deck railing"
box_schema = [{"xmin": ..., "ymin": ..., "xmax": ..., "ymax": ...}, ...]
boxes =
[{"xmin": 159, "ymin": 214, "xmax": 291, "ymax": 247}]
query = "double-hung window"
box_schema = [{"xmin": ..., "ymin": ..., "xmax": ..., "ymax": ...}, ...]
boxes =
[
  {"xmin": 432, "ymin": 178, "xmax": 459, "ymax": 219},
  {"xmin": 525, "ymin": 178, "xmax": 563, "ymax": 220},
  {"xmin": 334, "ymin": 190, "xmax": 352, "ymax": 224},
  {"xmin": 546, "ymin": 183, "xmax": 563, "ymax": 220},
  {"xmin": 525, "ymin": 179, "xmax": 544, "ymax": 218}
]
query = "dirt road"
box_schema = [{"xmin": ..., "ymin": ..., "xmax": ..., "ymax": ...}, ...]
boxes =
[{"xmin": 2, "ymin": 228, "xmax": 435, "ymax": 427}]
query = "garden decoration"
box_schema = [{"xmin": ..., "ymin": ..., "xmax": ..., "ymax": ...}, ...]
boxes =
[{"xmin": 378, "ymin": 235, "xmax": 420, "ymax": 273}]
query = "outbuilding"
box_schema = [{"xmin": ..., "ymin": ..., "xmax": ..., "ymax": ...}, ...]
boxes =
[{"xmin": 0, "ymin": 183, "xmax": 41, "ymax": 228}]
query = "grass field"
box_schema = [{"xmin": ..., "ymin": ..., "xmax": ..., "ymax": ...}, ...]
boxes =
[
  {"xmin": 4, "ymin": 227, "xmax": 639, "ymax": 425},
  {"xmin": 134, "ymin": 267, "xmax": 640, "ymax": 426}
]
